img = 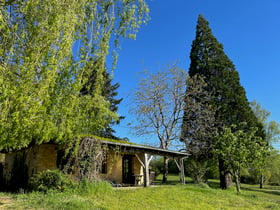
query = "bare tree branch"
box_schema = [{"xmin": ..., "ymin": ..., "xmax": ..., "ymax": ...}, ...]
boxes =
[{"xmin": 131, "ymin": 64, "xmax": 187, "ymax": 150}]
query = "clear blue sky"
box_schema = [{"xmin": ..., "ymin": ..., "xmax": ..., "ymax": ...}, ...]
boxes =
[{"xmin": 112, "ymin": 0, "xmax": 280, "ymax": 149}]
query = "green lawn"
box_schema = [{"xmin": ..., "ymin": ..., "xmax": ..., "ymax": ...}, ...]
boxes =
[{"xmin": 1, "ymin": 175, "xmax": 280, "ymax": 209}]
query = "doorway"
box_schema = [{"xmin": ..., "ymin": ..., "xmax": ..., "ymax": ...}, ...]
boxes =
[{"xmin": 122, "ymin": 155, "xmax": 134, "ymax": 184}]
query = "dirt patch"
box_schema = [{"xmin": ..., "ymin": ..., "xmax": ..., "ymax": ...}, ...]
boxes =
[{"xmin": 0, "ymin": 196, "xmax": 14, "ymax": 209}]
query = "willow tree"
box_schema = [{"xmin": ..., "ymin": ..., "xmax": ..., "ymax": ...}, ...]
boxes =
[{"xmin": 0, "ymin": 0, "xmax": 149, "ymax": 151}]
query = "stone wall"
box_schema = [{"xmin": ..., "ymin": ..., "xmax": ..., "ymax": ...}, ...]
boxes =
[
  {"xmin": 99, "ymin": 151, "xmax": 144, "ymax": 185},
  {"xmin": 3, "ymin": 143, "xmax": 145, "ymax": 186},
  {"xmin": 102, "ymin": 150, "xmax": 123, "ymax": 183},
  {"xmin": 3, "ymin": 144, "xmax": 57, "ymax": 182}
]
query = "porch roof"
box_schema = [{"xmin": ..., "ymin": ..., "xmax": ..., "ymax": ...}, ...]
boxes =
[{"xmin": 101, "ymin": 140, "xmax": 190, "ymax": 158}]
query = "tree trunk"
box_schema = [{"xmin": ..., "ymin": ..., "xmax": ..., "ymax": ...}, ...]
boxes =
[
  {"xmin": 162, "ymin": 156, "xmax": 169, "ymax": 183},
  {"xmin": 234, "ymin": 172, "xmax": 241, "ymax": 194},
  {"xmin": 225, "ymin": 172, "xmax": 232, "ymax": 187},
  {"xmin": 260, "ymin": 174, "xmax": 264, "ymax": 189},
  {"xmin": 219, "ymin": 159, "xmax": 232, "ymax": 189}
]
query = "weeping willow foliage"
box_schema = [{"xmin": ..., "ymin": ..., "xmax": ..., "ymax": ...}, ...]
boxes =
[{"xmin": 0, "ymin": 0, "xmax": 149, "ymax": 151}]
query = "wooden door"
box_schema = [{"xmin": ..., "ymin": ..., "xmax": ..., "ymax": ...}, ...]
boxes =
[{"xmin": 122, "ymin": 155, "xmax": 134, "ymax": 184}]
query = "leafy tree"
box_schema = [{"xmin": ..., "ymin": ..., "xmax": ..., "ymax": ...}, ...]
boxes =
[
  {"xmin": 99, "ymin": 72, "xmax": 124, "ymax": 139},
  {"xmin": 80, "ymin": 59, "xmax": 124, "ymax": 139},
  {"xmin": 0, "ymin": 0, "xmax": 149, "ymax": 151},
  {"xmin": 131, "ymin": 65, "xmax": 187, "ymax": 183},
  {"xmin": 181, "ymin": 74, "xmax": 217, "ymax": 183},
  {"xmin": 265, "ymin": 150, "xmax": 280, "ymax": 185},
  {"xmin": 244, "ymin": 149, "xmax": 280, "ymax": 186},
  {"xmin": 183, "ymin": 15, "xmax": 264, "ymax": 189},
  {"xmin": 250, "ymin": 100, "xmax": 279, "ymax": 188},
  {"xmin": 250, "ymin": 100, "xmax": 280, "ymax": 145},
  {"xmin": 215, "ymin": 124, "xmax": 267, "ymax": 194}
]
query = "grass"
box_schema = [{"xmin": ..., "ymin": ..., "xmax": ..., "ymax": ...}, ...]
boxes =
[{"xmin": 1, "ymin": 175, "xmax": 280, "ymax": 209}]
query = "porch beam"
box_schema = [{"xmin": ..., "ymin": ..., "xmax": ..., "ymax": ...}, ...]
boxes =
[
  {"xmin": 135, "ymin": 154, "xmax": 145, "ymax": 168},
  {"xmin": 174, "ymin": 158, "xmax": 181, "ymax": 171},
  {"xmin": 174, "ymin": 158, "xmax": 185, "ymax": 185},
  {"xmin": 147, "ymin": 155, "xmax": 154, "ymax": 165}
]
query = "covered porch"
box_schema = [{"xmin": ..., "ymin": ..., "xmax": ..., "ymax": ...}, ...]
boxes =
[{"xmin": 101, "ymin": 140, "xmax": 190, "ymax": 187}]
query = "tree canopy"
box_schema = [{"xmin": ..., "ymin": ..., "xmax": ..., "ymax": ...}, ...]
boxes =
[
  {"xmin": 215, "ymin": 124, "xmax": 268, "ymax": 193},
  {"xmin": 181, "ymin": 15, "xmax": 265, "ymax": 188},
  {"xmin": 187, "ymin": 15, "xmax": 262, "ymax": 132},
  {"xmin": 250, "ymin": 100, "xmax": 280, "ymax": 145},
  {"xmin": 131, "ymin": 64, "xmax": 187, "ymax": 183},
  {"xmin": 80, "ymin": 60, "xmax": 124, "ymax": 139},
  {"xmin": 0, "ymin": 0, "xmax": 149, "ymax": 151},
  {"xmin": 181, "ymin": 74, "xmax": 216, "ymax": 158},
  {"xmin": 132, "ymin": 65, "xmax": 186, "ymax": 149}
]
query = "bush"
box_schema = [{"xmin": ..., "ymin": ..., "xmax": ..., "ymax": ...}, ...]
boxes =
[
  {"xmin": 240, "ymin": 175, "xmax": 258, "ymax": 184},
  {"xmin": 29, "ymin": 169, "xmax": 74, "ymax": 192},
  {"xmin": 150, "ymin": 157, "xmax": 163, "ymax": 177},
  {"xmin": 150, "ymin": 157, "xmax": 182, "ymax": 176},
  {"xmin": 187, "ymin": 159, "xmax": 209, "ymax": 184}
]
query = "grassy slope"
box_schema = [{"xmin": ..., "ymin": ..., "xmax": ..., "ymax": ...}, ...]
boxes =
[{"xmin": 1, "ymin": 175, "xmax": 280, "ymax": 210}]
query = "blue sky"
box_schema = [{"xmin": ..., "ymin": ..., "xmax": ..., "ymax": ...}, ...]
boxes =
[{"xmin": 112, "ymin": 0, "xmax": 280, "ymax": 148}]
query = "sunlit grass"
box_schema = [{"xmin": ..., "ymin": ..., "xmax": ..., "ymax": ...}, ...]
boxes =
[{"xmin": 1, "ymin": 175, "xmax": 280, "ymax": 209}]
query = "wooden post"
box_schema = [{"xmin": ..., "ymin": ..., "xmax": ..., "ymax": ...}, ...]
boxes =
[
  {"xmin": 174, "ymin": 157, "xmax": 185, "ymax": 185},
  {"xmin": 144, "ymin": 153, "xmax": 150, "ymax": 187},
  {"xmin": 180, "ymin": 158, "xmax": 185, "ymax": 185},
  {"xmin": 136, "ymin": 153, "xmax": 153, "ymax": 187}
]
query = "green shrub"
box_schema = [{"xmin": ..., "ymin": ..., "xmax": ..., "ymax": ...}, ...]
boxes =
[
  {"xmin": 187, "ymin": 159, "xmax": 208, "ymax": 184},
  {"xmin": 149, "ymin": 158, "xmax": 162, "ymax": 177},
  {"xmin": 240, "ymin": 174, "xmax": 258, "ymax": 184},
  {"xmin": 29, "ymin": 169, "xmax": 74, "ymax": 192}
]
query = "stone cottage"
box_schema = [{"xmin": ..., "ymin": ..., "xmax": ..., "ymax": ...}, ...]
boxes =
[{"xmin": 1, "ymin": 137, "xmax": 189, "ymax": 188}]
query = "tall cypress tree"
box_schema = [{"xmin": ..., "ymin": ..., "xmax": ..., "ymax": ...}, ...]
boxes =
[{"xmin": 182, "ymin": 15, "xmax": 264, "ymax": 188}]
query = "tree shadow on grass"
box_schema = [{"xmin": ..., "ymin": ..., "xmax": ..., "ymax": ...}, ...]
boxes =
[
  {"xmin": 241, "ymin": 186, "xmax": 280, "ymax": 197},
  {"xmin": 152, "ymin": 179, "xmax": 190, "ymax": 186},
  {"xmin": 206, "ymin": 180, "xmax": 220, "ymax": 189},
  {"xmin": 207, "ymin": 179, "xmax": 280, "ymax": 196},
  {"xmin": 152, "ymin": 175, "xmax": 193, "ymax": 186}
]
